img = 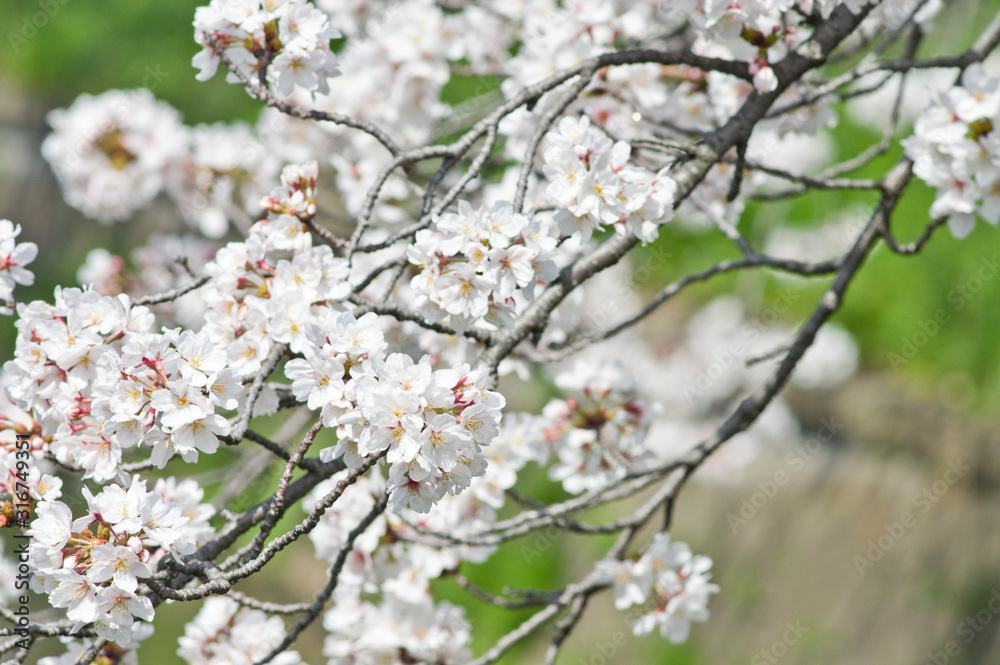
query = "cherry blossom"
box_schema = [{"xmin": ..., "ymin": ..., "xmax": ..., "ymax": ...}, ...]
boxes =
[
  {"xmin": 27, "ymin": 476, "xmax": 208, "ymax": 645},
  {"xmin": 904, "ymin": 64, "xmax": 1000, "ymax": 238},
  {"xmin": 599, "ymin": 532, "xmax": 720, "ymax": 643},
  {"xmin": 8, "ymin": 0, "xmax": 993, "ymax": 661}
]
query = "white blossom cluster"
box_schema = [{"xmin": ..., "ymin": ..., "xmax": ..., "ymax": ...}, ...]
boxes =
[
  {"xmin": 903, "ymin": 63, "xmax": 1000, "ymax": 239},
  {"xmin": 307, "ymin": 426, "xmax": 538, "ymax": 583},
  {"xmin": 178, "ymin": 596, "xmax": 303, "ymax": 665},
  {"xmin": 199, "ymin": 187, "xmax": 352, "ymax": 378},
  {"xmin": 40, "ymin": 89, "xmax": 279, "ymax": 236},
  {"xmin": 543, "ymin": 115, "xmax": 678, "ymax": 243},
  {"xmin": 596, "ymin": 532, "xmax": 719, "ymax": 643},
  {"xmin": 15, "ymin": 0, "xmax": 974, "ymax": 659},
  {"xmin": 288, "ymin": 334, "xmax": 504, "ymax": 512},
  {"xmin": 0, "ymin": 221, "xmax": 37, "ymax": 313},
  {"xmin": 666, "ymin": 0, "xmax": 815, "ymax": 94},
  {"xmin": 193, "ymin": 0, "xmax": 341, "ymax": 97},
  {"xmin": 36, "ymin": 624, "xmax": 152, "ymax": 665},
  {"xmin": 28, "ymin": 475, "xmax": 211, "ymax": 645},
  {"xmin": 171, "ymin": 120, "xmax": 280, "ymax": 238},
  {"xmin": 662, "ymin": 1, "xmax": 941, "ymax": 93},
  {"xmin": 41, "ymin": 89, "xmax": 188, "ymax": 223},
  {"xmin": 289, "ymin": 0, "xmax": 481, "ymax": 227},
  {"xmin": 261, "ymin": 159, "xmax": 319, "ymax": 219},
  {"xmin": 323, "ymin": 429, "xmax": 534, "ymax": 564},
  {"xmin": 305, "ymin": 431, "xmax": 539, "ymax": 664},
  {"xmin": 324, "ymin": 595, "xmax": 472, "ymax": 665},
  {"xmin": 494, "ymin": 0, "xmax": 684, "ymax": 167},
  {"xmin": 407, "ymin": 201, "xmax": 559, "ymax": 333},
  {"xmin": 500, "ymin": 0, "xmax": 663, "ymax": 94},
  {"xmin": 6, "ymin": 289, "xmax": 242, "ymax": 480},
  {"xmin": 505, "ymin": 359, "xmax": 660, "ymax": 495}
]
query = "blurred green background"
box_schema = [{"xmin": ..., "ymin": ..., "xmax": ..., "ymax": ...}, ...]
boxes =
[{"xmin": 1, "ymin": 0, "xmax": 1000, "ymax": 664}]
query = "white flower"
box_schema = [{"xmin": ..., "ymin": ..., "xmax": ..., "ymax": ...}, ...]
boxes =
[
  {"xmin": 193, "ymin": 0, "xmax": 340, "ymax": 98},
  {"xmin": 178, "ymin": 596, "xmax": 304, "ymax": 665},
  {"xmin": 168, "ymin": 413, "xmax": 230, "ymax": 460},
  {"xmin": 86, "ymin": 544, "xmax": 151, "ymax": 594},
  {"xmin": 595, "ymin": 558, "xmax": 651, "ymax": 610},
  {"xmin": 49, "ymin": 570, "xmax": 101, "ymax": 623},
  {"xmin": 0, "ymin": 221, "xmax": 38, "ymax": 309},
  {"xmin": 904, "ymin": 65, "xmax": 1000, "ymax": 238},
  {"xmin": 140, "ymin": 492, "xmax": 194, "ymax": 554},
  {"xmin": 30, "ymin": 500, "xmax": 74, "ymax": 549},
  {"xmin": 151, "ymin": 380, "xmax": 213, "ymax": 429},
  {"xmin": 609, "ymin": 533, "xmax": 720, "ymax": 644},
  {"xmin": 87, "ymin": 481, "xmax": 146, "ymax": 534},
  {"xmin": 96, "ymin": 586, "xmax": 155, "ymax": 644}
]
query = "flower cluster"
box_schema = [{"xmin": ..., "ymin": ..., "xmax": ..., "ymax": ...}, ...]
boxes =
[
  {"xmin": 199, "ymin": 203, "xmax": 353, "ymax": 377},
  {"xmin": 535, "ymin": 360, "xmax": 658, "ymax": 494},
  {"xmin": 543, "ymin": 116, "xmax": 678, "ymax": 243},
  {"xmin": 307, "ymin": 430, "xmax": 534, "ymax": 593},
  {"xmin": 29, "ymin": 477, "xmax": 202, "ymax": 645},
  {"xmin": 170, "ymin": 121, "xmax": 280, "ymax": 238},
  {"xmin": 305, "ymin": 416, "xmax": 542, "ymax": 601},
  {"xmin": 178, "ymin": 596, "xmax": 303, "ymax": 665},
  {"xmin": 36, "ymin": 625, "xmax": 152, "ymax": 665},
  {"xmin": 903, "ymin": 63, "xmax": 1000, "ymax": 239},
  {"xmin": 193, "ymin": 0, "xmax": 341, "ymax": 97},
  {"xmin": 304, "ymin": 0, "xmax": 462, "ymax": 226},
  {"xmin": 324, "ymin": 595, "xmax": 473, "ymax": 665},
  {"xmin": 665, "ymin": 0, "xmax": 810, "ymax": 93},
  {"xmin": 41, "ymin": 89, "xmax": 187, "ymax": 223},
  {"xmin": 261, "ymin": 159, "xmax": 318, "ymax": 219},
  {"xmin": 286, "ymin": 318, "xmax": 505, "ymax": 512},
  {"xmin": 41, "ymin": 89, "xmax": 279, "ymax": 237},
  {"xmin": 0, "ymin": 221, "xmax": 38, "ymax": 313},
  {"xmin": 407, "ymin": 200, "xmax": 559, "ymax": 333},
  {"xmin": 306, "ymin": 467, "xmax": 498, "ymax": 663},
  {"xmin": 596, "ymin": 532, "xmax": 719, "ymax": 643},
  {"xmin": 500, "ymin": 0, "xmax": 661, "ymax": 94},
  {"xmin": 0, "ymin": 448, "xmax": 61, "ymax": 529},
  {"xmin": 6, "ymin": 288, "xmax": 242, "ymax": 479}
]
